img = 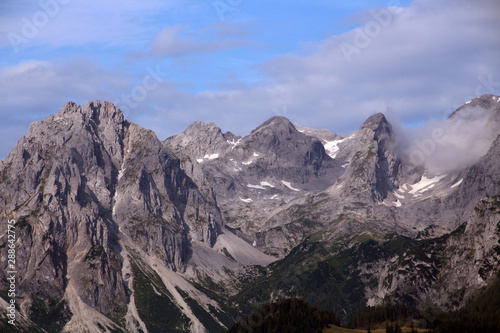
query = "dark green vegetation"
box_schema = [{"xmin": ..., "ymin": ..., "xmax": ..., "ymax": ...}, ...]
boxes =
[
  {"xmin": 130, "ymin": 256, "xmax": 189, "ymax": 333},
  {"xmin": 346, "ymin": 304, "xmax": 423, "ymax": 330},
  {"xmin": 230, "ymin": 231, "xmax": 446, "ymax": 324},
  {"xmin": 0, "ymin": 321, "xmax": 45, "ymax": 333},
  {"xmin": 226, "ymin": 298, "xmax": 339, "ymax": 333},
  {"xmin": 174, "ymin": 286, "xmax": 223, "ymax": 332},
  {"xmin": 429, "ymin": 270, "xmax": 500, "ymax": 333},
  {"xmin": 339, "ymin": 270, "xmax": 500, "ymax": 333},
  {"xmin": 29, "ymin": 295, "xmax": 72, "ymax": 333},
  {"xmin": 228, "ymin": 216, "xmax": 500, "ymax": 331}
]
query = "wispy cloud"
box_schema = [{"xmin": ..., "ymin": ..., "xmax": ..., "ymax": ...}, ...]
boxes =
[
  {"xmin": 150, "ymin": 24, "xmax": 245, "ymax": 57},
  {"xmin": 393, "ymin": 102, "xmax": 500, "ymax": 174},
  {"xmin": 0, "ymin": 0, "xmax": 175, "ymax": 51}
]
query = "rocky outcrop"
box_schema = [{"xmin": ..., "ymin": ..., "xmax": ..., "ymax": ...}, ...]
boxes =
[{"xmin": 0, "ymin": 101, "xmax": 224, "ymax": 332}]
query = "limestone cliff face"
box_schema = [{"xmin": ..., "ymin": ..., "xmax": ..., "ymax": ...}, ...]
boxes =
[{"xmin": 0, "ymin": 101, "xmax": 223, "ymax": 330}]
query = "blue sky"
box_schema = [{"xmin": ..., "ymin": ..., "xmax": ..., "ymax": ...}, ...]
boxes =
[{"xmin": 1, "ymin": 0, "xmax": 499, "ymax": 158}]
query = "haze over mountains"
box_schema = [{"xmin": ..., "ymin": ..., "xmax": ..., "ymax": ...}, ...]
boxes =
[{"xmin": 1, "ymin": 95, "xmax": 499, "ymax": 332}]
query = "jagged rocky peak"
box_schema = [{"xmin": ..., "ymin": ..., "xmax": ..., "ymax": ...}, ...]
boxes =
[
  {"xmin": 250, "ymin": 116, "xmax": 299, "ymax": 138},
  {"xmin": 335, "ymin": 112, "xmax": 401, "ymax": 201},
  {"xmin": 184, "ymin": 120, "xmax": 222, "ymax": 136},
  {"xmin": 359, "ymin": 112, "xmax": 394, "ymax": 142},
  {"xmin": 0, "ymin": 100, "xmax": 226, "ymax": 331},
  {"xmin": 239, "ymin": 115, "xmax": 331, "ymax": 168},
  {"xmin": 57, "ymin": 100, "xmax": 124, "ymax": 124},
  {"xmin": 449, "ymin": 95, "xmax": 500, "ymax": 135},
  {"xmin": 164, "ymin": 120, "xmax": 239, "ymax": 159},
  {"xmin": 294, "ymin": 124, "xmax": 342, "ymax": 143},
  {"xmin": 245, "ymin": 116, "xmax": 320, "ymax": 150},
  {"xmin": 450, "ymin": 94, "xmax": 500, "ymax": 118}
]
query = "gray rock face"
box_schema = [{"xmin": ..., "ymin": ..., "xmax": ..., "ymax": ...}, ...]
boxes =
[
  {"xmin": 164, "ymin": 121, "xmax": 239, "ymax": 161},
  {"xmin": 1, "ymin": 95, "xmax": 499, "ymax": 331},
  {"xmin": 0, "ymin": 101, "xmax": 224, "ymax": 331},
  {"xmin": 336, "ymin": 113, "xmax": 402, "ymax": 200},
  {"xmin": 164, "ymin": 116, "xmax": 344, "ymax": 250}
]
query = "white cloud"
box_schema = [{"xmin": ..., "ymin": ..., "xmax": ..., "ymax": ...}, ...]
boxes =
[
  {"xmin": 0, "ymin": 0, "xmax": 175, "ymax": 51},
  {"xmin": 0, "ymin": 59, "xmax": 130, "ymax": 157},
  {"xmin": 394, "ymin": 104, "xmax": 499, "ymax": 174},
  {"xmin": 150, "ymin": 0, "xmax": 499, "ymax": 137},
  {"xmin": 1, "ymin": 0, "xmax": 499, "ymax": 160},
  {"xmin": 150, "ymin": 24, "xmax": 245, "ymax": 57}
]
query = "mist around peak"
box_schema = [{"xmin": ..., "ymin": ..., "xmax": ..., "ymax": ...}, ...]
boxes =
[{"xmin": 393, "ymin": 103, "xmax": 499, "ymax": 175}]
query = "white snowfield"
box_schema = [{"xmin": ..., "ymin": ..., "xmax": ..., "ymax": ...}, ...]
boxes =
[
  {"xmin": 247, "ymin": 181, "xmax": 275, "ymax": 190},
  {"xmin": 382, "ymin": 199, "xmax": 402, "ymax": 208},
  {"xmin": 407, "ymin": 174, "xmax": 447, "ymax": 197},
  {"xmin": 205, "ymin": 153, "xmax": 219, "ymax": 159},
  {"xmin": 239, "ymin": 197, "xmax": 253, "ymax": 203},
  {"xmin": 227, "ymin": 138, "xmax": 241, "ymax": 146},
  {"xmin": 395, "ymin": 174, "xmax": 447, "ymax": 199},
  {"xmin": 247, "ymin": 184, "xmax": 266, "ymax": 190},
  {"xmin": 197, "ymin": 153, "xmax": 219, "ymax": 163},
  {"xmin": 281, "ymin": 180, "xmax": 300, "ymax": 191},
  {"xmin": 451, "ymin": 179, "xmax": 463, "ymax": 188},
  {"xmin": 323, "ymin": 137, "xmax": 350, "ymax": 159}
]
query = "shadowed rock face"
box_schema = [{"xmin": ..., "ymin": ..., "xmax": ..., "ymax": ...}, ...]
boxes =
[{"xmin": 0, "ymin": 100, "xmax": 223, "ymax": 328}]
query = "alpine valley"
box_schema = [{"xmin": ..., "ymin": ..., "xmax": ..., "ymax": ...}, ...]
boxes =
[{"xmin": 1, "ymin": 95, "xmax": 500, "ymax": 332}]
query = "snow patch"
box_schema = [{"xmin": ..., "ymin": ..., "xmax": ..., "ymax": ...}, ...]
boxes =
[
  {"xmin": 239, "ymin": 197, "xmax": 253, "ymax": 203},
  {"xmin": 197, "ymin": 153, "xmax": 219, "ymax": 163},
  {"xmin": 270, "ymin": 194, "xmax": 279, "ymax": 199},
  {"xmin": 227, "ymin": 138, "xmax": 241, "ymax": 146},
  {"xmin": 260, "ymin": 181, "xmax": 275, "ymax": 188},
  {"xmin": 406, "ymin": 174, "xmax": 447, "ymax": 197},
  {"xmin": 252, "ymin": 241, "xmax": 257, "ymax": 247},
  {"xmin": 247, "ymin": 184, "xmax": 266, "ymax": 190},
  {"xmin": 242, "ymin": 161, "xmax": 252, "ymax": 165},
  {"xmin": 382, "ymin": 199, "xmax": 401, "ymax": 207},
  {"xmin": 112, "ymin": 161, "xmax": 125, "ymax": 216},
  {"xmin": 204, "ymin": 153, "xmax": 219, "ymax": 160},
  {"xmin": 341, "ymin": 163, "xmax": 349, "ymax": 168},
  {"xmin": 253, "ymin": 152, "xmax": 260, "ymax": 157},
  {"xmin": 281, "ymin": 180, "xmax": 300, "ymax": 191},
  {"xmin": 394, "ymin": 191, "xmax": 404, "ymax": 199},
  {"xmin": 451, "ymin": 179, "xmax": 463, "ymax": 188},
  {"xmin": 323, "ymin": 138, "xmax": 349, "ymax": 159},
  {"xmin": 465, "ymin": 100, "xmax": 472, "ymax": 104}
]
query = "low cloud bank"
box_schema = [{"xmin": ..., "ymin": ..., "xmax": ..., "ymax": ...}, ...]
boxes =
[{"xmin": 393, "ymin": 103, "xmax": 499, "ymax": 175}]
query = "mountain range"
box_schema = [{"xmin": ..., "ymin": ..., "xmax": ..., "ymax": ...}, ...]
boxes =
[{"xmin": 1, "ymin": 94, "xmax": 499, "ymax": 332}]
